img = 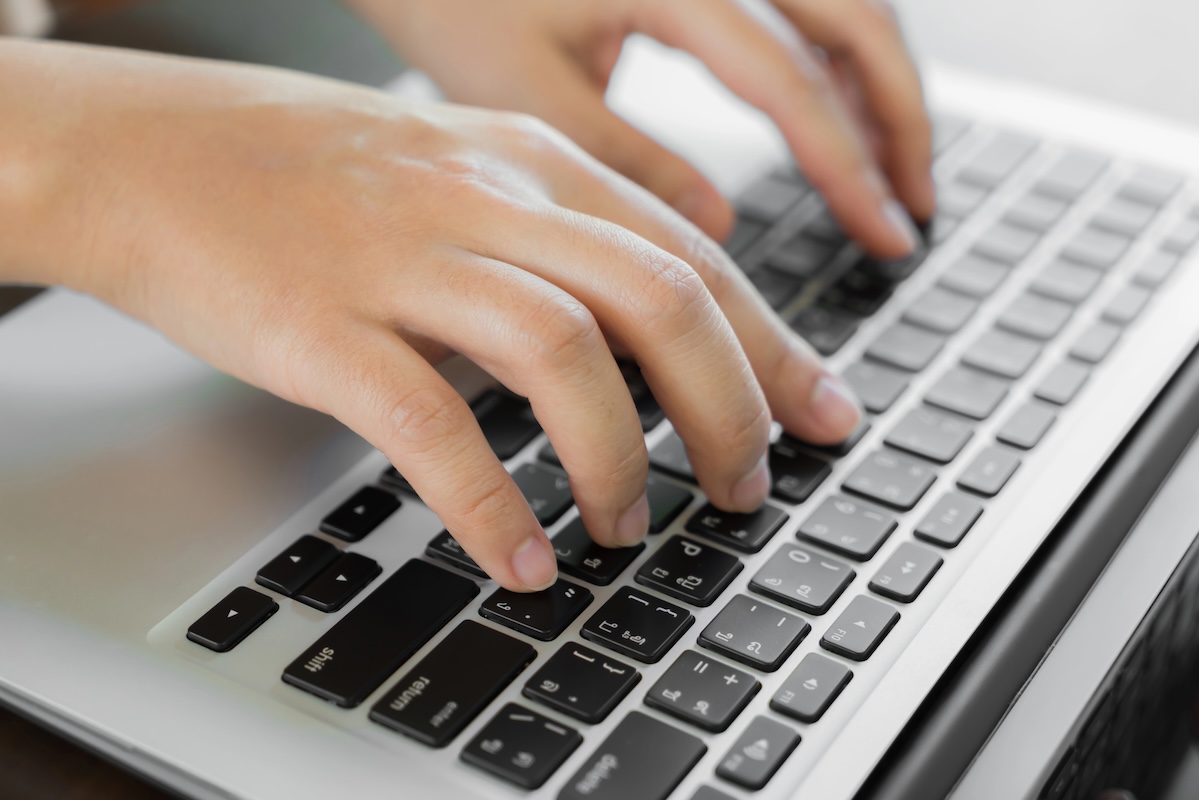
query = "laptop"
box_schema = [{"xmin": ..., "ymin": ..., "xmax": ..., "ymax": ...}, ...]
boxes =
[{"xmin": 5, "ymin": 26, "xmax": 1199, "ymax": 800}]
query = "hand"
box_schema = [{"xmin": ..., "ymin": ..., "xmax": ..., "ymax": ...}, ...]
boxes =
[
  {"xmin": 3, "ymin": 40, "xmax": 861, "ymax": 591},
  {"xmin": 348, "ymin": 0, "xmax": 933, "ymax": 257}
]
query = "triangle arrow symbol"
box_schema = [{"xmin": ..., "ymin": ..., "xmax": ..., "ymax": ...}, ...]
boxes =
[
  {"xmin": 853, "ymin": 620, "xmax": 866, "ymax": 628},
  {"xmin": 289, "ymin": 555, "xmax": 302, "ymax": 563},
  {"xmin": 227, "ymin": 609, "xmax": 238, "ymax": 618},
  {"xmin": 353, "ymin": 505, "xmax": 367, "ymax": 515},
  {"xmin": 336, "ymin": 574, "xmax": 348, "ymax": 582}
]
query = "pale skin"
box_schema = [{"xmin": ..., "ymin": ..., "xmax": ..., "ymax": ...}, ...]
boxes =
[{"xmin": 0, "ymin": 0, "xmax": 932, "ymax": 592}]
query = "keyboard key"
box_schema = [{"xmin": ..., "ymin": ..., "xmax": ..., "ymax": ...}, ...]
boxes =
[
  {"xmin": 903, "ymin": 287, "xmax": 978, "ymax": 333},
  {"xmin": 1030, "ymin": 260, "xmax": 1104, "ymax": 304},
  {"xmin": 962, "ymin": 329, "xmax": 1042, "ymax": 379},
  {"xmin": 620, "ymin": 363, "xmax": 666, "ymax": 431},
  {"xmin": 843, "ymin": 449, "xmax": 937, "ymax": 511},
  {"xmin": 854, "ymin": 245, "xmax": 929, "ymax": 283},
  {"xmin": 884, "ymin": 406, "xmax": 974, "ymax": 464},
  {"xmin": 802, "ymin": 209, "xmax": 848, "ymax": 244},
  {"xmin": 511, "ymin": 462, "xmax": 574, "ymax": 526},
  {"xmin": 770, "ymin": 652, "xmax": 853, "ymax": 723},
  {"xmin": 800, "ymin": 420, "xmax": 871, "ymax": 458},
  {"xmin": 1034, "ymin": 150, "xmax": 1108, "ymax": 200},
  {"xmin": 958, "ymin": 132, "xmax": 1036, "ymax": 188},
  {"xmin": 187, "ymin": 587, "xmax": 278, "ymax": 653},
  {"xmin": 369, "ymin": 621, "xmax": 535, "ymax": 747},
  {"xmin": 645, "ymin": 650, "xmax": 760, "ymax": 732},
  {"xmin": 790, "ymin": 306, "xmax": 860, "ymax": 356},
  {"xmin": 820, "ymin": 595, "xmax": 900, "ymax": 661},
  {"xmin": 939, "ymin": 252, "xmax": 1009, "ymax": 298},
  {"xmin": 295, "ymin": 552, "xmax": 382, "ymax": 613},
  {"xmin": 1061, "ymin": 226, "xmax": 1130, "ymax": 270},
  {"xmin": 798, "ymin": 494, "xmax": 897, "ymax": 560},
  {"xmin": 255, "ymin": 535, "xmax": 340, "ymax": 597},
  {"xmin": 749, "ymin": 544, "xmax": 855, "ymax": 615},
  {"xmin": 997, "ymin": 293, "xmax": 1073, "ymax": 340},
  {"xmin": 1118, "ymin": 166, "xmax": 1183, "ymax": 207},
  {"xmin": 282, "ymin": 560, "xmax": 479, "ymax": 708},
  {"xmin": 716, "ymin": 716, "xmax": 801, "ymax": 791},
  {"xmin": 523, "ymin": 644, "xmax": 640, "ymax": 724},
  {"xmin": 581, "ymin": 589, "xmax": 693, "ymax": 663},
  {"xmin": 723, "ymin": 216, "xmax": 766, "ymax": 258},
  {"xmin": 957, "ymin": 446, "xmax": 1022, "ymax": 497},
  {"xmin": 635, "ymin": 536, "xmax": 742, "ymax": 607},
  {"xmin": 480, "ymin": 579, "xmax": 593, "ymax": 641},
  {"xmin": 379, "ymin": 465, "xmax": 414, "ymax": 494},
  {"xmin": 869, "ymin": 542, "xmax": 943, "ymax": 603},
  {"xmin": 821, "ymin": 269, "xmax": 895, "ymax": 317},
  {"xmin": 925, "ymin": 366, "xmax": 1010, "ymax": 420},
  {"xmin": 738, "ymin": 176, "xmax": 806, "ymax": 223},
  {"xmin": 1134, "ymin": 250, "xmax": 1181, "ymax": 288},
  {"xmin": 931, "ymin": 214, "xmax": 960, "ymax": 244},
  {"xmin": 1102, "ymin": 285, "xmax": 1152, "ymax": 325},
  {"xmin": 932, "ymin": 114, "xmax": 971, "ymax": 155},
  {"xmin": 698, "ymin": 594, "xmax": 810, "ymax": 672},
  {"xmin": 473, "ymin": 390, "xmax": 543, "ymax": 459},
  {"xmin": 1004, "ymin": 192, "xmax": 1069, "ymax": 232},
  {"xmin": 764, "ymin": 235, "xmax": 836, "ymax": 279},
  {"xmin": 319, "ymin": 486, "xmax": 400, "ymax": 542},
  {"xmin": 685, "ymin": 502, "xmax": 789, "ymax": 554},
  {"xmin": 751, "ymin": 270, "xmax": 804, "ymax": 310},
  {"xmin": 558, "ymin": 712, "xmax": 706, "ymax": 800},
  {"xmin": 642, "ymin": 474, "xmax": 693, "ymax": 534},
  {"xmin": 769, "ymin": 439, "xmax": 832, "ymax": 504},
  {"xmin": 1163, "ymin": 217, "xmax": 1199, "ymax": 254},
  {"xmin": 461, "ymin": 704, "xmax": 582, "ymax": 790},
  {"xmin": 997, "ymin": 402, "xmax": 1057, "ymax": 449},
  {"xmin": 692, "ymin": 787, "xmax": 737, "ymax": 800},
  {"xmin": 649, "ymin": 429, "xmax": 695, "ymax": 482},
  {"xmin": 1070, "ymin": 321, "xmax": 1122, "ymax": 363},
  {"xmin": 1035, "ymin": 360, "xmax": 1091, "ymax": 405},
  {"xmin": 841, "ymin": 361, "xmax": 910, "ymax": 414},
  {"xmin": 1092, "ymin": 196, "xmax": 1157, "ymax": 237},
  {"xmin": 426, "ymin": 531, "xmax": 487, "ymax": 578},
  {"xmin": 865, "ymin": 323, "xmax": 946, "ymax": 372},
  {"xmin": 550, "ymin": 518, "xmax": 645, "ymax": 586},
  {"xmin": 915, "ymin": 491, "xmax": 984, "ymax": 548},
  {"xmin": 972, "ymin": 222, "xmax": 1040, "ymax": 265},
  {"xmin": 936, "ymin": 180, "xmax": 989, "ymax": 217}
]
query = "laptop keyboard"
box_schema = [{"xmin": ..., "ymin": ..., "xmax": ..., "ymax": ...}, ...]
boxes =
[{"xmin": 180, "ymin": 114, "xmax": 1199, "ymax": 799}]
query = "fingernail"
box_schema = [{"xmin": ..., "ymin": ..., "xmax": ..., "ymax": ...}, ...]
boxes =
[
  {"xmin": 810, "ymin": 374, "xmax": 863, "ymax": 437},
  {"xmin": 614, "ymin": 492, "xmax": 650, "ymax": 547},
  {"xmin": 882, "ymin": 198, "xmax": 920, "ymax": 255},
  {"xmin": 731, "ymin": 453, "xmax": 771, "ymax": 511},
  {"xmin": 511, "ymin": 537, "xmax": 558, "ymax": 591}
]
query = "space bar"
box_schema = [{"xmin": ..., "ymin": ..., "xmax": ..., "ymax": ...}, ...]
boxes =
[{"xmin": 282, "ymin": 559, "xmax": 479, "ymax": 708}]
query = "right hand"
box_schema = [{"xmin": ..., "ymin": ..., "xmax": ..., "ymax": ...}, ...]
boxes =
[{"xmin": 2, "ymin": 40, "xmax": 861, "ymax": 591}]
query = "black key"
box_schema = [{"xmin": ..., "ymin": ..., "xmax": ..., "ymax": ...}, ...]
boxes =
[
  {"xmin": 319, "ymin": 486, "xmax": 400, "ymax": 542},
  {"xmin": 820, "ymin": 595, "xmax": 900, "ymax": 661},
  {"xmin": 1070, "ymin": 321, "xmax": 1122, "ymax": 363},
  {"xmin": 539, "ymin": 441, "xmax": 562, "ymax": 467},
  {"xmin": 649, "ymin": 429, "xmax": 695, "ymax": 482},
  {"xmin": 764, "ymin": 235, "xmax": 836, "ymax": 280},
  {"xmin": 716, "ymin": 716, "xmax": 801, "ymax": 791},
  {"xmin": 843, "ymin": 449, "xmax": 937, "ymax": 511},
  {"xmin": 841, "ymin": 361, "xmax": 909, "ymax": 414},
  {"xmin": 1092, "ymin": 196, "xmax": 1157, "ymax": 237},
  {"xmin": 511, "ymin": 462, "xmax": 574, "ymax": 526},
  {"xmin": 523, "ymin": 644, "xmax": 640, "ymax": 724},
  {"xmin": 938, "ymin": 252, "xmax": 1009, "ymax": 298},
  {"xmin": 1102, "ymin": 285, "xmax": 1152, "ymax": 325},
  {"xmin": 461, "ymin": 704, "xmax": 582, "ymax": 790},
  {"xmin": 724, "ymin": 216, "xmax": 766, "ymax": 258},
  {"xmin": 620, "ymin": 362, "xmax": 666, "ymax": 432},
  {"xmin": 770, "ymin": 652, "xmax": 853, "ymax": 723},
  {"xmin": 869, "ymin": 542, "xmax": 943, "ymax": 603},
  {"xmin": 558, "ymin": 712, "xmax": 706, "ymax": 800},
  {"xmin": 685, "ymin": 502, "xmax": 789, "ymax": 553},
  {"xmin": 915, "ymin": 491, "xmax": 984, "ymax": 548},
  {"xmin": 738, "ymin": 176, "xmax": 806, "ymax": 223},
  {"xmin": 480, "ymin": 579, "xmax": 593, "ymax": 641},
  {"xmin": 282, "ymin": 560, "xmax": 479, "ymax": 708},
  {"xmin": 551, "ymin": 517, "xmax": 645, "ymax": 586},
  {"xmin": 971, "ymin": 222, "xmax": 1040, "ymax": 266},
  {"xmin": 957, "ymin": 446, "xmax": 1021, "ymax": 497},
  {"xmin": 962, "ymin": 329, "xmax": 1042, "ymax": 379},
  {"xmin": 997, "ymin": 402, "xmax": 1057, "ymax": 450},
  {"xmin": 1034, "ymin": 150, "xmax": 1107, "ymax": 200},
  {"xmin": 1134, "ymin": 250, "xmax": 1180, "ymax": 288},
  {"xmin": 425, "ymin": 531, "xmax": 487, "ymax": 578},
  {"xmin": 857, "ymin": 246, "xmax": 928, "ymax": 284},
  {"xmin": 925, "ymin": 366, "xmax": 1009, "ymax": 421},
  {"xmin": 1030, "ymin": 260, "xmax": 1104, "ymax": 304},
  {"xmin": 801, "ymin": 420, "xmax": 871, "ymax": 458},
  {"xmin": 645, "ymin": 650, "xmax": 760, "ymax": 732},
  {"xmin": 295, "ymin": 553, "xmax": 382, "ymax": 613},
  {"xmin": 749, "ymin": 544, "xmax": 855, "ymax": 615},
  {"xmin": 1061, "ymin": 226, "xmax": 1130, "ymax": 270},
  {"xmin": 798, "ymin": 495, "xmax": 897, "ymax": 560},
  {"xmin": 903, "ymin": 287, "xmax": 978, "ymax": 334},
  {"xmin": 1004, "ymin": 192, "xmax": 1069, "ymax": 232},
  {"xmin": 1034, "ymin": 360, "xmax": 1090, "ymax": 405},
  {"xmin": 647, "ymin": 474, "xmax": 694, "ymax": 533},
  {"xmin": 256, "ymin": 535, "xmax": 340, "ymax": 597},
  {"xmin": 635, "ymin": 536, "xmax": 742, "ymax": 607},
  {"xmin": 187, "ymin": 587, "xmax": 278, "ymax": 653},
  {"xmin": 698, "ymin": 594, "xmax": 810, "ymax": 672},
  {"xmin": 997, "ymin": 293, "xmax": 1073, "ymax": 340},
  {"xmin": 1118, "ymin": 166, "xmax": 1183, "ymax": 207},
  {"xmin": 958, "ymin": 132, "xmax": 1036, "ymax": 188},
  {"xmin": 790, "ymin": 306, "xmax": 860, "ymax": 356},
  {"xmin": 369, "ymin": 621, "xmax": 535, "ymax": 747},
  {"xmin": 821, "ymin": 269, "xmax": 895, "ymax": 317},
  {"xmin": 769, "ymin": 439, "xmax": 832, "ymax": 504},
  {"xmin": 884, "ymin": 406, "xmax": 974, "ymax": 464},
  {"xmin": 750, "ymin": 270, "xmax": 804, "ymax": 310},
  {"xmin": 580, "ymin": 589, "xmax": 693, "ymax": 663},
  {"xmin": 473, "ymin": 390, "xmax": 542, "ymax": 459},
  {"xmin": 864, "ymin": 323, "xmax": 945, "ymax": 372},
  {"xmin": 379, "ymin": 465, "xmax": 413, "ymax": 494}
]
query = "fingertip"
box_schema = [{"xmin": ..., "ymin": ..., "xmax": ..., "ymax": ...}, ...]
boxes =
[
  {"xmin": 729, "ymin": 453, "xmax": 771, "ymax": 512},
  {"xmin": 509, "ymin": 535, "xmax": 559, "ymax": 592},
  {"xmin": 613, "ymin": 492, "xmax": 650, "ymax": 547},
  {"xmin": 807, "ymin": 374, "xmax": 863, "ymax": 443}
]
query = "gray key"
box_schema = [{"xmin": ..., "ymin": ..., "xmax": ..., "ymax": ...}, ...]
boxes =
[
  {"xmin": 841, "ymin": 361, "xmax": 909, "ymax": 414},
  {"xmin": 957, "ymin": 446, "xmax": 1021, "ymax": 497},
  {"xmin": 865, "ymin": 323, "xmax": 946, "ymax": 372},
  {"xmin": 1071, "ymin": 321, "xmax": 1122, "ymax": 363},
  {"xmin": 798, "ymin": 495, "xmax": 897, "ymax": 560},
  {"xmin": 1092, "ymin": 196, "xmax": 1157, "ymax": 237},
  {"xmin": 649, "ymin": 430, "xmax": 694, "ymax": 481},
  {"xmin": 1103, "ymin": 285, "xmax": 1152, "ymax": 325},
  {"xmin": 903, "ymin": 287, "xmax": 978, "ymax": 333},
  {"xmin": 1004, "ymin": 193, "xmax": 1069, "ymax": 232},
  {"xmin": 698, "ymin": 595, "xmax": 809, "ymax": 672},
  {"xmin": 932, "ymin": 215, "xmax": 961, "ymax": 244},
  {"xmin": 1118, "ymin": 167, "xmax": 1183, "ymax": 207},
  {"xmin": 691, "ymin": 788, "xmax": 737, "ymax": 800},
  {"xmin": 1034, "ymin": 150, "xmax": 1108, "ymax": 200},
  {"xmin": 843, "ymin": 449, "xmax": 937, "ymax": 511},
  {"xmin": 716, "ymin": 716, "xmax": 801, "ymax": 791},
  {"xmin": 1061, "ymin": 226, "xmax": 1131, "ymax": 269},
  {"xmin": 644, "ymin": 650, "xmax": 760, "ymax": 733},
  {"xmin": 1030, "ymin": 260, "xmax": 1104, "ymax": 304},
  {"xmin": 937, "ymin": 180, "xmax": 989, "ymax": 217},
  {"xmin": 958, "ymin": 132, "xmax": 1036, "ymax": 189},
  {"xmin": 884, "ymin": 407, "xmax": 974, "ymax": 464},
  {"xmin": 997, "ymin": 402, "xmax": 1057, "ymax": 449},
  {"xmin": 962, "ymin": 329, "xmax": 1043, "ymax": 379},
  {"xmin": 724, "ymin": 217, "xmax": 765, "ymax": 258},
  {"xmin": 869, "ymin": 542, "xmax": 943, "ymax": 603},
  {"xmin": 764, "ymin": 235, "xmax": 836, "ymax": 279},
  {"xmin": 1134, "ymin": 250, "xmax": 1180, "ymax": 288},
  {"xmin": 915, "ymin": 491, "xmax": 984, "ymax": 547},
  {"xmin": 932, "ymin": 114, "xmax": 971, "ymax": 156},
  {"xmin": 925, "ymin": 366, "xmax": 1010, "ymax": 420},
  {"xmin": 791, "ymin": 306, "xmax": 859, "ymax": 356},
  {"xmin": 750, "ymin": 270, "xmax": 804, "ymax": 310},
  {"xmin": 749, "ymin": 544, "xmax": 855, "ymax": 615},
  {"xmin": 997, "ymin": 293, "xmax": 1074, "ymax": 340},
  {"xmin": 1163, "ymin": 218, "xmax": 1199, "ymax": 254},
  {"xmin": 1034, "ymin": 360, "xmax": 1090, "ymax": 405},
  {"xmin": 738, "ymin": 176, "xmax": 806, "ymax": 223},
  {"xmin": 939, "ymin": 253, "xmax": 1009, "ymax": 297},
  {"xmin": 972, "ymin": 223, "xmax": 1040, "ymax": 265},
  {"xmin": 770, "ymin": 653, "xmax": 853, "ymax": 723},
  {"xmin": 820, "ymin": 595, "xmax": 900, "ymax": 661}
]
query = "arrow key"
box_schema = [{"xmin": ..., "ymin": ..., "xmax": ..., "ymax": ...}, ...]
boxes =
[
  {"xmin": 319, "ymin": 485, "xmax": 400, "ymax": 542},
  {"xmin": 255, "ymin": 534, "xmax": 340, "ymax": 597},
  {"xmin": 187, "ymin": 586, "xmax": 278, "ymax": 652},
  {"xmin": 820, "ymin": 595, "xmax": 900, "ymax": 661},
  {"xmin": 296, "ymin": 552, "xmax": 383, "ymax": 613},
  {"xmin": 868, "ymin": 542, "xmax": 943, "ymax": 603}
]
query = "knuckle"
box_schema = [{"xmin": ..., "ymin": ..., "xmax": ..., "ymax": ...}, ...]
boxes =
[
  {"xmin": 383, "ymin": 384, "xmax": 463, "ymax": 452},
  {"xmin": 520, "ymin": 295, "xmax": 603, "ymax": 372},
  {"xmin": 637, "ymin": 253, "xmax": 714, "ymax": 332},
  {"xmin": 454, "ymin": 476, "xmax": 520, "ymax": 533},
  {"xmin": 716, "ymin": 397, "xmax": 772, "ymax": 459},
  {"xmin": 499, "ymin": 111, "xmax": 570, "ymax": 157}
]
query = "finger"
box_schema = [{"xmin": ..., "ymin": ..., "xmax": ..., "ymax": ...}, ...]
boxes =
[
  {"xmin": 633, "ymin": 0, "xmax": 920, "ymax": 259},
  {"xmin": 290, "ymin": 320, "xmax": 557, "ymax": 591},
  {"xmin": 773, "ymin": 0, "xmax": 935, "ymax": 220}
]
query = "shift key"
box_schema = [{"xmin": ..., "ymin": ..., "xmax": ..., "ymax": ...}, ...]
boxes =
[{"xmin": 282, "ymin": 559, "xmax": 479, "ymax": 708}]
